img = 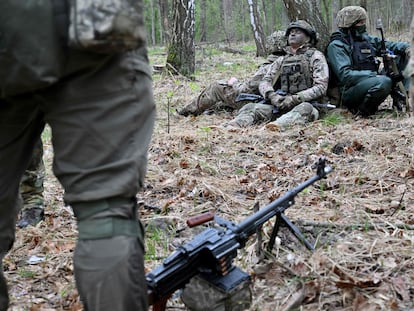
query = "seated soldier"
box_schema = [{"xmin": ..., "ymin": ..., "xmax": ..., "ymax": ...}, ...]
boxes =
[
  {"xmin": 177, "ymin": 30, "xmax": 287, "ymax": 116},
  {"xmin": 326, "ymin": 6, "xmax": 410, "ymax": 116},
  {"xmin": 224, "ymin": 20, "xmax": 329, "ymax": 129}
]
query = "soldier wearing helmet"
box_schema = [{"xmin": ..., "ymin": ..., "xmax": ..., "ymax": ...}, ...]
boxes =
[
  {"xmin": 326, "ymin": 6, "xmax": 410, "ymax": 116},
  {"xmin": 285, "ymin": 20, "xmax": 318, "ymax": 46},
  {"xmin": 223, "ymin": 20, "xmax": 329, "ymax": 129},
  {"xmin": 178, "ymin": 31, "xmax": 287, "ymax": 116}
]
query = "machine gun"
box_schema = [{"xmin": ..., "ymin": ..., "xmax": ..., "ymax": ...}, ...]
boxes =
[
  {"xmin": 146, "ymin": 158, "xmax": 333, "ymax": 310},
  {"xmin": 376, "ymin": 18, "xmax": 410, "ymax": 112}
]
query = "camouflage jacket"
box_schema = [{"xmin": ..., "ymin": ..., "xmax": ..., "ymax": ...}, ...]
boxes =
[
  {"xmin": 231, "ymin": 53, "xmax": 285, "ymax": 94},
  {"xmin": 259, "ymin": 44, "xmax": 329, "ymax": 102}
]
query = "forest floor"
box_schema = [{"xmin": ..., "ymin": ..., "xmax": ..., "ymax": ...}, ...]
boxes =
[{"xmin": 4, "ymin": 42, "xmax": 414, "ymax": 311}]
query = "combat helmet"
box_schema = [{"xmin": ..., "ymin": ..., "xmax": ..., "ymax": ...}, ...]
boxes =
[
  {"xmin": 266, "ymin": 30, "xmax": 286, "ymax": 55},
  {"xmin": 336, "ymin": 6, "xmax": 368, "ymax": 28},
  {"xmin": 285, "ymin": 20, "xmax": 318, "ymax": 45}
]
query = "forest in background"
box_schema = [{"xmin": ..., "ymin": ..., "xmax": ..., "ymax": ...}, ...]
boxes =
[
  {"xmin": 143, "ymin": 0, "xmax": 413, "ymax": 47},
  {"xmin": 141, "ymin": 0, "xmax": 413, "ymax": 77}
]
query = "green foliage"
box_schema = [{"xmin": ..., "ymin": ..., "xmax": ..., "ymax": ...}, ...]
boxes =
[
  {"xmin": 198, "ymin": 126, "xmax": 212, "ymax": 139},
  {"xmin": 18, "ymin": 268, "xmax": 35, "ymax": 278},
  {"xmin": 41, "ymin": 125, "xmax": 52, "ymax": 141},
  {"xmin": 321, "ymin": 112, "xmax": 346, "ymax": 126},
  {"xmin": 145, "ymin": 225, "xmax": 171, "ymax": 261},
  {"xmin": 234, "ymin": 168, "xmax": 247, "ymax": 175}
]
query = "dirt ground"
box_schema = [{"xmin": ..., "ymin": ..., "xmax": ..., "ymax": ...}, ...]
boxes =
[{"xmin": 4, "ymin": 46, "xmax": 414, "ymax": 311}]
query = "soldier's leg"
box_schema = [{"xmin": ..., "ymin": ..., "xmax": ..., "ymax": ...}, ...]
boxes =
[
  {"xmin": 272, "ymin": 102, "xmax": 319, "ymax": 129},
  {"xmin": 0, "ymin": 99, "xmax": 44, "ymax": 311},
  {"xmin": 44, "ymin": 49, "xmax": 155, "ymax": 310},
  {"xmin": 342, "ymin": 75, "xmax": 392, "ymax": 116},
  {"xmin": 226, "ymin": 103, "xmax": 273, "ymax": 127},
  {"xmin": 178, "ymin": 81, "xmax": 238, "ymax": 116},
  {"xmin": 17, "ymin": 138, "xmax": 45, "ymax": 228}
]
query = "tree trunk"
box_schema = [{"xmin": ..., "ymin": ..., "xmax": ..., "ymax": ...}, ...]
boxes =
[
  {"xmin": 199, "ymin": 0, "xmax": 207, "ymax": 42},
  {"xmin": 167, "ymin": 0, "xmax": 195, "ymax": 77},
  {"xmin": 247, "ymin": 0, "xmax": 267, "ymax": 57},
  {"xmin": 282, "ymin": 0, "xmax": 330, "ymax": 51},
  {"xmin": 223, "ymin": 0, "xmax": 235, "ymax": 42},
  {"xmin": 158, "ymin": 0, "xmax": 170, "ymax": 45}
]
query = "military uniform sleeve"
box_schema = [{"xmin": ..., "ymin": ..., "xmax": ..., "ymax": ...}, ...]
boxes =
[
  {"xmin": 370, "ymin": 35, "xmax": 410, "ymax": 57},
  {"xmin": 326, "ymin": 39, "xmax": 377, "ymax": 87},
  {"xmin": 295, "ymin": 50, "xmax": 329, "ymax": 102},
  {"xmin": 233, "ymin": 63, "xmax": 271, "ymax": 94},
  {"xmin": 258, "ymin": 56, "xmax": 285, "ymax": 97}
]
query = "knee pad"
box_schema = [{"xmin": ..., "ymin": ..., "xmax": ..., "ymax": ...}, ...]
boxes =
[{"xmin": 72, "ymin": 197, "xmax": 144, "ymax": 242}]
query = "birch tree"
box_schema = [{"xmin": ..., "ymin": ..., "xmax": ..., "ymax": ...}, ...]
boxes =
[{"xmin": 167, "ymin": 0, "xmax": 195, "ymax": 77}]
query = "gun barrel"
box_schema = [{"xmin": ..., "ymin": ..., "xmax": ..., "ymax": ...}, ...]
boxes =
[{"xmin": 235, "ymin": 164, "xmax": 332, "ymax": 237}]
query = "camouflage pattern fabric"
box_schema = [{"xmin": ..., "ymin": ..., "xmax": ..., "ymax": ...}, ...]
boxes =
[
  {"xmin": 270, "ymin": 102, "xmax": 319, "ymax": 128},
  {"xmin": 336, "ymin": 6, "xmax": 368, "ymax": 28},
  {"xmin": 20, "ymin": 139, "xmax": 45, "ymax": 211},
  {"xmin": 266, "ymin": 30, "xmax": 286, "ymax": 54},
  {"xmin": 177, "ymin": 31, "xmax": 287, "ymax": 116},
  {"xmin": 69, "ymin": 0, "xmax": 147, "ymax": 52},
  {"xmin": 228, "ymin": 44, "xmax": 328, "ymax": 128}
]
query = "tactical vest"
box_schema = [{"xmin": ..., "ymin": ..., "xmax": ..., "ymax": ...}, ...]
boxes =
[
  {"xmin": 350, "ymin": 39, "xmax": 377, "ymax": 71},
  {"xmin": 331, "ymin": 33, "xmax": 378, "ymax": 72},
  {"xmin": 279, "ymin": 49, "xmax": 315, "ymax": 94}
]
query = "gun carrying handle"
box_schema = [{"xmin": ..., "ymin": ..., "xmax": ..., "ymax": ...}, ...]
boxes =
[{"xmin": 186, "ymin": 211, "xmax": 215, "ymax": 227}]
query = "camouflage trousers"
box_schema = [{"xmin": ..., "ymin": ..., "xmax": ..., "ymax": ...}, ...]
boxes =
[
  {"xmin": 178, "ymin": 81, "xmax": 248, "ymax": 116},
  {"xmin": 228, "ymin": 102, "xmax": 319, "ymax": 128},
  {"xmin": 20, "ymin": 138, "xmax": 45, "ymax": 211}
]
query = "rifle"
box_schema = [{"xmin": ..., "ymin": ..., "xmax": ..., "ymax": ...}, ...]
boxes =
[
  {"xmin": 146, "ymin": 158, "xmax": 333, "ymax": 310},
  {"xmin": 235, "ymin": 93, "xmax": 269, "ymax": 105},
  {"xmin": 376, "ymin": 18, "xmax": 410, "ymax": 112},
  {"xmin": 235, "ymin": 92, "xmax": 336, "ymax": 112}
]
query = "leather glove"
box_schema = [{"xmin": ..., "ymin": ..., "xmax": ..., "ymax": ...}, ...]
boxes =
[
  {"xmin": 268, "ymin": 91, "xmax": 285, "ymax": 107},
  {"xmin": 278, "ymin": 95, "xmax": 300, "ymax": 110},
  {"xmin": 388, "ymin": 72, "xmax": 404, "ymax": 83}
]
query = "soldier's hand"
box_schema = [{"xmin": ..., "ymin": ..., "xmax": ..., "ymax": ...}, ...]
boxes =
[
  {"xmin": 268, "ymin": 91, "xmax": 285, "ymax": 107},
  {"xmin": 388, "ymin": 72, "xmax": 404, "ymax": 83},
  {"xmin": 278, "ymin": 95, "xmax": 300, "ymax": 110}
]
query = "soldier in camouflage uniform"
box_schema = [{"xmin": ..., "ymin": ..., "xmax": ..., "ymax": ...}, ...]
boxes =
[
  {"xmin": 177, "ymin": 31, "xmax": 287, "ymax": 116},
  {"xmin": 226, "ymin": 20, "xmax": 329, "ymax": 129},
  {"xmin": 17, "ymin": 138, "xmax": 45, "ymax": 228},
  {"xmin": 326, "ymin": 6, "xmax": 410, "ymax": 116}
]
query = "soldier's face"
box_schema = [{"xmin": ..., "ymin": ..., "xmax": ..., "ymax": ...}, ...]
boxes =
[{"xmin": 288, "ymin": 28, "xmax": 309, "ymax": 48}]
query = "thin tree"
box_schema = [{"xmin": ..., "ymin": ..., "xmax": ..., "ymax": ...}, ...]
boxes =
[
  {"xmin": 158, "ymin": 0, "xmax": 170, "ymax": 45},
  {"xmin": 247, "ymin": 0, "xmax": 267, "ymax": 57},
  {"xmin": 167, "ymin": 0, "xmax": 195, "ymax": 77}
]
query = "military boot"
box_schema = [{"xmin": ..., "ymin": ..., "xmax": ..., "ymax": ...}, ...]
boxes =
[
  {"xmin": 17, "ymin": 206, "xmax": 45, "ymax": 228},
  {"xmin": 177, "ymin": 97, "xmax": 203, "ymax": 116},
  {"xmin": 178, "ymin": 82, "xmax": 229, "ymax": 116}
]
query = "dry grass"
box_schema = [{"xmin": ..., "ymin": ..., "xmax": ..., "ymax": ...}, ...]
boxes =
[{"xmin": 4, "ymin": 44, "xmax": 414, "ymax": 310}]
